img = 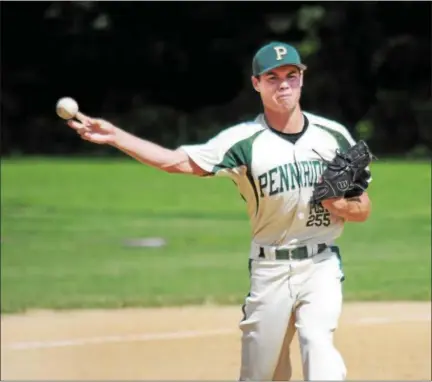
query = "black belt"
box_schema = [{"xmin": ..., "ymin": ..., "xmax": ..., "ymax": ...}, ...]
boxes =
[{"xmin": 259, "ymin": 243, "xmax": 328, "ymax": 260}]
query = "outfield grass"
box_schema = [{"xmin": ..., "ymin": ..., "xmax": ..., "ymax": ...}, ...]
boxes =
[{"xmin": 1, "ymin": 158, "xmax": 431, "ymax": 313}]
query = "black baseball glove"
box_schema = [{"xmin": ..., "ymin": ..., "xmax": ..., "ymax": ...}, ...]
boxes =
[{"xmin": 311, "ymin": 140, "xmax": 375, "ymax": 204}]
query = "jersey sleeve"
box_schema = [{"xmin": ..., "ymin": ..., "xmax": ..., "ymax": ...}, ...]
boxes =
[{"xmin": 179, "ymin": 123, "xmax": 263, "ymax": 178}]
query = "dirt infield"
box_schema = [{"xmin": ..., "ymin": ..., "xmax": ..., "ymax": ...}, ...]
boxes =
[{"xmin": 1, "ymin": 302, "xmax": 430, "ymax": 381}]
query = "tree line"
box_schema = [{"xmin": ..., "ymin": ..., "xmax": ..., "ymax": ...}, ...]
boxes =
[{"xmin": 1, "ymin": 2, "xmax": 431, "ymax": 157}]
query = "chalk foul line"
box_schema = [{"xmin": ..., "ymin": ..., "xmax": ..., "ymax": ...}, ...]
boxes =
[
  {"xmin": 4, "ymin": 314, "xmax": 430, "ymax": 351},
  {"xmin": 5, "ymin": 328, "xmax": 237, "ymax": 351}
]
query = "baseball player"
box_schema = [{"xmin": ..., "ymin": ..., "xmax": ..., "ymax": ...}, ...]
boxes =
[{"xmin": 67, "ymin": 41, "xmax": 372, "ymax": 381}]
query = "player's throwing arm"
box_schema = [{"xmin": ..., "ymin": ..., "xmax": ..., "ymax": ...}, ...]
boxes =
[{"xmin": 56, "ymin": 97, "xmax": 207, "ymax": 176}]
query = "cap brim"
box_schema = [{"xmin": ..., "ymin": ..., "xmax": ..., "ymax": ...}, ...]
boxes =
[{"xmin": 257, "ymin": 62, "xmax": 307, "ymax": 76}]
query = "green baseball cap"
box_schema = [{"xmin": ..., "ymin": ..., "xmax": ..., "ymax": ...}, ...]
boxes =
[{"xmin": 252, "ymin": 41, "xmax": 307, "ymax": 76}]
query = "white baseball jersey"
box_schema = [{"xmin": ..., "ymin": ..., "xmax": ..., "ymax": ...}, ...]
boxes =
[{"xmin": 181, "ymin": 111, "xmax": 365, "ymax": 256}]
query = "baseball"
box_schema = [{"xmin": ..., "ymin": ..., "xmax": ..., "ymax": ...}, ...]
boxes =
[{"xmin": 56, "ymin": 97, "xmax": 79, "ymax": 120}]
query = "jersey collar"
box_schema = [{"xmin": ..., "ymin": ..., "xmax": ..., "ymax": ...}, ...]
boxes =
[{"xmin": 260, "ymin": 113, "xmax": 310, "ymax": 144}]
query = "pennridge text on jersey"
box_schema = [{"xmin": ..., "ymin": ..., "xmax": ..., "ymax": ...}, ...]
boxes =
[{"xmin": 258, "ymin": 159, "xmax": 325, "ymax": 197}]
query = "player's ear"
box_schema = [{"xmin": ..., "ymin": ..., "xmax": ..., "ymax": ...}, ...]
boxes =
[
  {"xmin": 251, "ymin": 76, "xmax": 261, "ymax": 93},
  {"xmin": 300, "ymin": 71, "xmax": 304, "ymax": 87}
]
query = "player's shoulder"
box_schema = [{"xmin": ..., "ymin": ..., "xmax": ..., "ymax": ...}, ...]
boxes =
[
  {"xmin": 304, "ymin": 111, "xmax": 351, "ymax": 136},
  {"xmin": 212, "ymin": 118, "xmax": 266, "ymax": 145},
  {"xmin": 304, "ymin": 111, "xmax": 356, "ymax": 149}
]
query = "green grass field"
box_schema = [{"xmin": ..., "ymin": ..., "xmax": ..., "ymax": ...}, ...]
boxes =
[{"xmin": 1, "ymin": 158, "xmax": 431, "ymax": 313}]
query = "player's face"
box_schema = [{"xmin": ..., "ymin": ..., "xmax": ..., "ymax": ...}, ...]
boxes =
[{"xmin": 252, "ymin": 65, "xmax": 303, "ymax": 113}]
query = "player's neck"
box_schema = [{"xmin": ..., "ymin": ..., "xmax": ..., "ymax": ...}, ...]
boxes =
[{"xmin": 264, "ymin": 106, "xmax": 304, "ymax": 134}]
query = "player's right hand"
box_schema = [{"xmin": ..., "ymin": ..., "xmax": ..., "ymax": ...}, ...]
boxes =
[{"xmin": 67, "ymin": 112, "xmax": 117, "ymax": 145}]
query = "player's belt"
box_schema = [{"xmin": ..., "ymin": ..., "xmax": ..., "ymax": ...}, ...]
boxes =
[{"xmin": 259, "ymin": 243, "xmax": 328, "ymax": 260}]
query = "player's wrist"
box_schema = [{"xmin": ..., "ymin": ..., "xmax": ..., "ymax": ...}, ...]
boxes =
[{"xmin": 108, "ymin": 126, "xmax": 126, "ymax": 147}]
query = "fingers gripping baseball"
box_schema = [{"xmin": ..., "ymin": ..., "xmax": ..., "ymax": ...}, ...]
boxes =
[
  {"xmin": 55, "ymin": 97, "xmax": 116, "ymax": 144},
  {"xmin": 67, "ymin": 113, "xmax": 93, "ymax": 134},
  {"xmin": 67, "ymin": 117, "xmax": 113, "ymax": 142}
]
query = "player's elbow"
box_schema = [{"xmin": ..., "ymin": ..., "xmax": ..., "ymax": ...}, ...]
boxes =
[
  {"xmin": 160, "ymin": 149, "xmax": 207, "ymax": 176},
  {"xmin": 162, "ymin": 163, "xmax": 182, "ymax": 174},
  {"xmin": 155, "ymin": 149, "xmax": 185, "ymax": 174},
  {"xmin": 163, "ymin": 165, "xmax": 194, "ymax": 175}
]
